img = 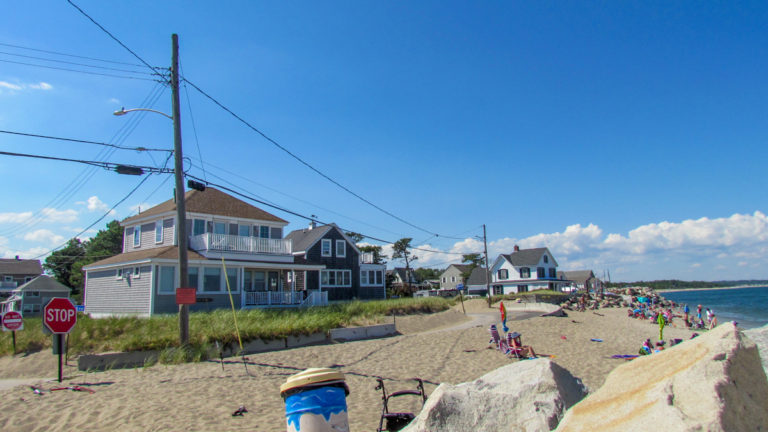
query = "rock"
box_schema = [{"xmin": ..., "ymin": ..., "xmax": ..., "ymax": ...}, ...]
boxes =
[
  {"xmin": 743, "ymin": 324, "xmax": 768, "ymax": 376},
  {"xmin": 402, "ymin": 359, "xmax": 587, "ymax": 432},
  {"xmin": 555, "ymin": 323, "xmax": 768, "ymax": 432}
]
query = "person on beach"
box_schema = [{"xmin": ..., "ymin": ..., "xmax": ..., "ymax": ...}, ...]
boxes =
[
  {"xmin": 683, "ymin": 304, "xmax": 690, "ymax": 323},
  {"xmin": 697, "ymin": 305, "xmax": 702, "ymax": 321},
  {"xmin": 709, "ymin": 313, "xmax": 718, "ymax": 330},
  {"xmin": 706, "ymin": 308, "xmax": 712, "ymax": 325}
]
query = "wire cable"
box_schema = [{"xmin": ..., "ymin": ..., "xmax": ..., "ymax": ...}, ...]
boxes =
[
  {"xmin": 0, "ymin": 130, "xmax": 172, "ymax": 153},
  {"xmin": 0, "ymin": 41, "xmax": 144, "ymax": 67},
  {"xmin": 0, "ymin": 50, "xmax": 156, "ymax": 75},
  {"xmin": 0, "ymin": 150, "xmax": 174, "ymax": 174},
  {"xmin": 180, "ymin": 62, "xmax": 207, "ymax": 182},
  {"xmin": 0, "ymin": 59, "xmax": 161, "ymax": 82}
]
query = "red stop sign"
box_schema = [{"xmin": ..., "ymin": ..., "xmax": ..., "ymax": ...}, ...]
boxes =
[
  {"xmin": 44, "ymin": 298, "xmax": 77, "ymax": 334},
  {"xmin": 2, "ymin": 311, "xmax": 23, "ymax": 331}
]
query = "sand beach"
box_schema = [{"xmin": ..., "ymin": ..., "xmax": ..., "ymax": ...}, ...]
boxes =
[{"xmin": 0, "ymin": 300, "xmax": 699, "ymax": 431}]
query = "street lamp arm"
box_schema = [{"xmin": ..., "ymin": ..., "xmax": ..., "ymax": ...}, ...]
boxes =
[{"xmin": 113, "ymin": 107, "xmax": 172, "ymax": 120}]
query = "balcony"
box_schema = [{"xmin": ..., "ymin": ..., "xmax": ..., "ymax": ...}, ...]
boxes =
[{"xmin": 189, "ymin": 233, "xmax": 292, "ymax": 255}]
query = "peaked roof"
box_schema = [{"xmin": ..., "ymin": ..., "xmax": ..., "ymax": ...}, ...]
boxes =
[
  {"xmin": 15, "ymin": 275, "xmax": 70, "ymax": 293},
  {"xmin": 560, "ymin": 270, "xmax": 595, "ymax": 284},
  {"xmin": 466, "ymin": 266, "xmax": 489, "ymax": 286},
  {"xmin": 389, "ymin": 267, "xmax": 418, "ymax": 282},
  {"xmin": 501, "ymin": 247, "xmax": 556, "ymax": 267},
  {"xmin": 285, "ymin": 223, "xmax": 360, "ymax": 255},
  {"xmin": 0, "ymin": 259, "xmax": 42, "ymax": 275},
  {"xmin": 122, "ymin": 187, "xmax": 287, "ymax": 225},
  {"xmin": 445, "ymin": 264, "xmax": 473, "ymax": 274},
  {"xmin": 84, "ymin": 246, "xmax": 206, "ymax": 269}
]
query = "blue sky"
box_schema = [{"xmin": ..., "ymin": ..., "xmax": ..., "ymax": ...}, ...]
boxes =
[{"xmin": 1, "ymin": 1, "xmax": 767, "ymax": 281}]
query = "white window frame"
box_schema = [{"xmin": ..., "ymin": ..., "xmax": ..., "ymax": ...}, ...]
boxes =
[
  {"xmin": 3, "ymin": 276, "xmax": 12, "ymax": 283},
  {"xmin": 156, "ymin": 265, "xmax": 176, "ymax": 295},
  {"xmin": 336, "ymin": 240, "xmax": 346, "ymax": 258},
  {"xmin": 321, "ymin": 270, "xmax": 351, "ymax": 287},
  {"xmin": 155, "ymin": 221, "xmax": 163, "ymax": 244},
  {"xmin": 451, "ymin": 276, "xmax": 456, "ymax": 283},
  {"xmin": 24, "ymin": 276, "xmax": 33, "ymax": 283},
  {"xmin": 116, "ymin": 268, "xmax": 124, "ymax": 280},
  {"xmin": 133, "ymin": 226, "xmax": 141, "ymax": 247},
  {"xmin": 133, "ymin": 266, "xmax": 141, "ymax": 279},
  {"xmin": 202, "ymin": 267, "xmax": 223, "ymax": 293},
  {"xmin": 25, "ymin": 290, "xmax": 39, "ymax": 298},
  {"xmin": 321, "ymin": 239, "xmax": 332, "ymax": 257},
  {"xmin": 360, "ymin": 270, "xmax": 368, "ymax": 285}
]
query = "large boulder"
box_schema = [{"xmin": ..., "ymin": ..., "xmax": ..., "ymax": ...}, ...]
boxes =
[
  {"xmin": 555, "ymin": 322, "xmax": 768, "ymax": 432},
  {"xmin": 743, "ymin": 324, "xmax": 768, "ymax": 376},
  {"xmin": 402, "ymin": 359, "xmax": 587, "ymax": 432}
]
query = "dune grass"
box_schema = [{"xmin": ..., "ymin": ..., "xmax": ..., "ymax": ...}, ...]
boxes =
[{"xmin": 0, "ymin": 297, "xmax": 452, "ymax": 362}]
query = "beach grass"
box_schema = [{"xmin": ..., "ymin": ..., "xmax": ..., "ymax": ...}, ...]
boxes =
[{"xmin": 0, "ymin": 297, "xmax": 452, "ymax": 359}]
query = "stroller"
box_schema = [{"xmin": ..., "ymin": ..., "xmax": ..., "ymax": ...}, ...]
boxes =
[{"xmin": 375, "ymin": 377, "xmax": 428, "ymax": 432}]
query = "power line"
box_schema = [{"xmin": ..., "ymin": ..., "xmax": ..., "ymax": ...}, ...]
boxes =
[
  {"xmin": 186, "ymin": 174, "xmax": 470, "ymax": 257},
  {"xmin": 66, "ymin": 0, "xmax": 168, "ymax": 82},
  {"xmin": 0, "ymin": 59, "xmax": 161, "ymax": 82},
  {"xmin": 0, "ymin": 41, "xmax": 144, "ymax": 67},
  {"xmin": 181, "ymin": 77, "xmax": 441, "ymax": 237},
  {"xmin": 0, "ymin": 150, "xmax": 173, "ymax": 174},
  {"xmin": 180, "ymin": 62, "xmax": 207, "ymax": 182},
  {"xmin": 33, "ymin": 174, "xmax": 155, "ymax": 260},
  {"xmin": 0, "ymin": 50, "xmax": 156, "ymax": 75},
  {"xmin": 0, "ymin": 130, "xmax": 172, "ymax": 153}
]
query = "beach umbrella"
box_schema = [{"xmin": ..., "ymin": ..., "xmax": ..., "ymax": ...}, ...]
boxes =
[{"xmin": 500, "ymin": 301, "xmax": 509, "ymax": 333}]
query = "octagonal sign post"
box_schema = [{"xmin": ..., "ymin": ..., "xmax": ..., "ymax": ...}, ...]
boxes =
[
  {"xmin": 2, "ymin": 310, "xmax": 23, "ymax": 355},
  {"xmin": 43, "ymin": 298, "xmax": 77, "ymax": 382}
]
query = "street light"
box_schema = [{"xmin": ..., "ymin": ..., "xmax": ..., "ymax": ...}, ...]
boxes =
[
  {"xmin": 113, "ymin": 34, "xmax": 190, "ymax": 344},
  {"xmin": 113, "ymin": 107, "xmax": 173, "ymax": 120}
]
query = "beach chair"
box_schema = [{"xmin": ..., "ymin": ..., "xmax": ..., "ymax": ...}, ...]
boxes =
[
  {"xmin": 489, "ymin": 324, "xmax": 501, "ymax": 349},
  {"xmin": 375, "ymin": 377, "xmax": 428, "ymax": 432},
  {"xmin": 508, "ymin": 332, "xmax": 537, "ymax": 359},
  {"xmin": 503, "ymin": 332, "xmax": 523, "ymax": 359}
]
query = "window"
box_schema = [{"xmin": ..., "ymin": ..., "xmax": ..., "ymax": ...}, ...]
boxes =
[
  {"xmin": 238, "ymin": 225, "xmax": 250, "ymax": 237},
  {"xmin": 543, "ymin": 255, "xmax": 549, "ymax": 263},
  {"xmin": 361, "ymin": 271, "xmax": 368, "ymax": 285},
  {"xmin": 24, "ymin": 276, "xmax": 33, "ymax": 283},
  {"xmin": 187, "ymin": 267, "xmax": 199, "ymax": 289},
  {"xmin": 225, "ymin": 268, "xmax": 238, "ymax": 291},
  {"xmin": 133, "ymin": 226, "xmax": 141, "ymax": 247},
  {"xmin": 260, "ymin": 226, "xmax": 270, "ymax": 238},
  {"xmin": 193, "ymin": 219, "xmax": 206, "ymax": 236},
  {"xmin": 133, "ymin": 267, "xmax": 141, "ymax": 278},
  {"xmin": 548, "ymin": 268, "xmax": 556, "ymax": 278},
  {"xmin": 497, "ymin": 269, "xmax": 509, "ymax": 280},
  {"xmin": 442, "ymin": 277, "xmax": 446, "ymax": 283},
  {"xmin": 321, "ymin": 239, "xmax": 332, "ymax": 257},
  {"xmin": 493, "ymin": 285, "xmax": 503, "ymax": 295},
  {"xmin": 376, "ymin": 271, "xmax": 382, "ymax": 285},
  {"xmin": 116, "ymin": 268, "xmax": 124, "ymax": 280},
  {"xmin": 321, "ymin": 270, "xmax": 352, "ymax": 287},
  {"xmin": 157, "ymin": 266, "xmax": 175, "ymax": 294},
  {"xmin": 537, "ymin": 267, "xmax": 545, "ymax": 278},
  {"xmin": 155, "ymin": 222, "xmax": 163, "ymax": 243},
  {"xmin": 24, "ymin": 291, "xmax": 39, "ymax": 298},
  {"xmin": 213, "ymin": 222, "xmax": 227, "ymax": 235},
  {"xmin": 451, "ymin": 276, "xmax": 456, "ymax": 283},
  {"xmin": 518, "ymin": 285, "xmax": 528, "ymax": 293},
  {"xmin": 336, "ymin": 240, "xmax": 346, "ymax": 257},
  {"xmin": 520, "ymin": 267, "xmax": 530, "ymax": 278},
  {"xmin": 4, "ymin": 276, "xmax": 12, "ymax": 282},
  {"xmin": 23, "ymin": 304, "xmax": 40, "ymax": 313},
  {"xmin": 203, "ymin": 267, "xmax": 221, "ymax": 292}
]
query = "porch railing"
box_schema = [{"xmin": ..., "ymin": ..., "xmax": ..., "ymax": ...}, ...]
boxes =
[
  {"xmin": 244, "ymin": 290, "xmax": 329, "ymax": 307},
  {"xmin": 190, "ymin": 233, "xmax": 292, "ymax": 255}
]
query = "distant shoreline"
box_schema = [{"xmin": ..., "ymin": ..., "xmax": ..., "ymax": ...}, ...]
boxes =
[{"xmin": 659, "ymin": 285, "xmax": 767, "ymax": 293}]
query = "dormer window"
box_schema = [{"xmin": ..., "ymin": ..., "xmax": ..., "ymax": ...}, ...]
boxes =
[
  {"xmin": 133, "ymin": 226, "xmax": 141, "ymax": 247},
  {"xmin": 336, "ymin": 240, "xmax": 346, "ymax": 258},
  {"xmin": 543, "ymin": 255, "xmax": 549, "ymax": 263},
  {"xmin": 497, "ymin": 269, "xmax": 509, "ymax": 280}
]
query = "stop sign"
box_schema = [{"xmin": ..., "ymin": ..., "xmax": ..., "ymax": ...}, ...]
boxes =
[
  {"xmin": 2, "ymin": 311, "xmax": 23, "ymax": 331},
  {"xmin": 44, "ymin": 298, "xmax": 77, "ymax": 334}
]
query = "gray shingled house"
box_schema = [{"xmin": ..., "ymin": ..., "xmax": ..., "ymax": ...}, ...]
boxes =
[
  {"xmin": 0, "ymin": 258, "xmax": 42, "ymax": 296},
  {"xmin": 439, "ymin": 264, "xmax": 473, "ymax": 290}
]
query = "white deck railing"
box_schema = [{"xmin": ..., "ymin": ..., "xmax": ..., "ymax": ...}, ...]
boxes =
[
  {"xmin": 190, "ymin": 233, "xmax": 292, "ymax": 255},
  {"xmin": 244, "ymin": 290, "xmax": 328, "ymax": 307}
]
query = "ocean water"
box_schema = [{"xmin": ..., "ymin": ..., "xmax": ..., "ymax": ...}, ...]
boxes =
[{"xmin": 661, "ymin": 286, "xmax": 768, "ymax": 330}]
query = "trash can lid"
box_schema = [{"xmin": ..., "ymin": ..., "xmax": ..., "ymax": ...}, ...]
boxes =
[{"xmin": 280, "ymin": 368, "xmax": 346, "ymax": 394}]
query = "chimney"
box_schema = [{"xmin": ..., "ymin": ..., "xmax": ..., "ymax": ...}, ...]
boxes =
[
  {"xmin": 308, "ymin": 220, "xmax": 316, "ymax": 230},
  {"xmin": 513, "ymin": 245, "xmax": 520, "ymax": 252}
]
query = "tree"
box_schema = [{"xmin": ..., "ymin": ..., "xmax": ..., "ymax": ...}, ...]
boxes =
[
  {"xmin": 414, "ymin": 267, "xmax": 442, "ymax": 282},
  {"xmin": 44, "ymin": 238, "xmax": 85, "ymax": 290},
  {"xmin": 345, "ymin": 231, "xmax": 365, "ymax": 243},
  {"xmin": 359, "ymin": 245, "xmax": 387, "ymax": 264},
  {"xmin": 391, "ymin": 238, "xmax": 417, "ymax": 294},
  {"xmin": 460, "ymin": 253, "xmax": 486, "ymax": 280}
]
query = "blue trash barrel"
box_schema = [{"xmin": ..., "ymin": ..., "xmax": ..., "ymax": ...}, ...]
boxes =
[{"xmin": 281, "ymin": 368, "xmax": 350, "ymax": 432}]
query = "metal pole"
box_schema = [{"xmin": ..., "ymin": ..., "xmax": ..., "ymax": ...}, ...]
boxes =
[
  {"xmin": 11, "ymin": 331, "xmax": 16, "ymax": 355},
  {"xmin": 483, "ymin": 224, "xmax": 491, "ymax": 308},
  {"xmin": 58, "ymin": 334, "xmax": 63, "ymax": 383},
  {"xmin": 171, "ymin": 33, "xmax": 189, "ymax": 345}
]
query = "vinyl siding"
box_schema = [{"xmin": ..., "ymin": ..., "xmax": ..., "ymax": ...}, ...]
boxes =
[{"xmin": 85, "ymin": 267, "xmax": 151, "ymax": 315}]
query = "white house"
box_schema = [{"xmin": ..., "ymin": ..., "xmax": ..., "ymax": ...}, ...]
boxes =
[
  {"xmin": 489, "ymin": 245, "xmax": 565, "ymax": 295},
  {"xmin": 83, "ymin": 187, "xmax": 327, "ymax": 317}
]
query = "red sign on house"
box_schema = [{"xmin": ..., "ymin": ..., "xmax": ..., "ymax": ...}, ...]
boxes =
[
  {"xmin": 43, "ymin": 298, "xmax": 77, "ymax": 334},
  {"xmin": 2, "ymin": 311, "xmax": 23, "ymax": 331}
]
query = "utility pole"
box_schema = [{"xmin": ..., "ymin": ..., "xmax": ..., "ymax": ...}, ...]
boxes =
[
  {"xmin": 483, "ymin": 224, "xmax": 491, "ymax": 308},
  {"xmin": 171, "ymin": 33, "xmax": 189, "ymax": 345}
]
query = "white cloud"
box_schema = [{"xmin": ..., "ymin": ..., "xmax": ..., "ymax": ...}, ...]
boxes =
[
  {"xmin": 39, "ymin": 208, "xmax": 79, "ymax": 223},
  {"xmin": 28, "ymin": 82, "xmax": 52, "ymax": 90},
  {"xmin": 86, "ymin": 196, "xmax": 111, "ymax": 213},
  {"xmin": 0, "ymin": 211, "xmax": 34, "ymax": 224},
  {"xmin": 0, "ymin": 81, "xmax": 22, "ymax": 91},
  {"xmin": 108, "ymin": 97, "xmax": 121, "ymax": 104},
  {"xmin": 23, "ymin": 229, "xmax": 65, "ymax": 245}
]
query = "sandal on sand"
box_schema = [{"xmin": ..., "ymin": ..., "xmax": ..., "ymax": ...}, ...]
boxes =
[{"xmin": 232, "ymin": 405, "xmax": 248, "ymax": 416}]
